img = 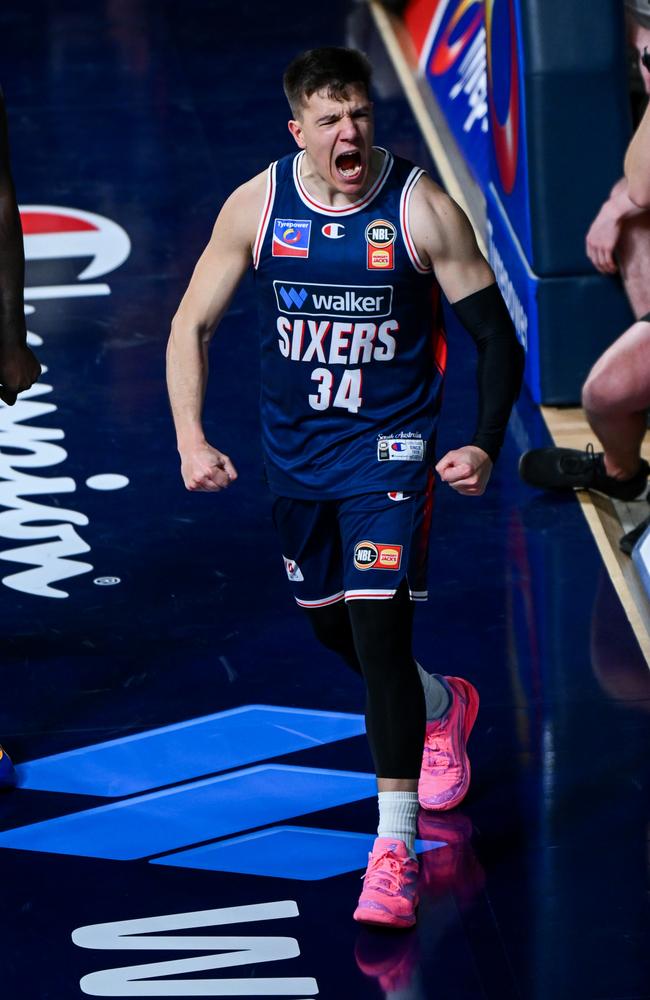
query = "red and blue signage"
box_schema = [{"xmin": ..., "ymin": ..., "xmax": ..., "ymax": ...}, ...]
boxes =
[
  {"xmin": 405, "ymin": 0, "xmax": 634, "ymax": 403},
  {"xmin": 407, "ymin": 0, "xmax": 489, "ymax": 188},
  {"xmin": 485, "ymin": 0, "xmax": 531, "ymax": 263}
]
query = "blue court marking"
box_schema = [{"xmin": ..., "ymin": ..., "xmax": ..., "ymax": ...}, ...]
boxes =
[
  {"xmin": 152, "ymin": 826, "xmax": 445, "ymax": 880},
  {"xmin": 0, "ymin": 765, "xmax": 376, "ymax": 860},
  {"xmin": 14, "ymin": 704, "xmax": 366, "ymax": 797}
]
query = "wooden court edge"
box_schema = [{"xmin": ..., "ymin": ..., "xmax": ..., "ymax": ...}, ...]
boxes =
[
  {"xmin": 370, "ymin": 0, "xmax": 650, "ymax": 664},
  {"xmin": 542, "ymin": 407, "xmax": 650, "ymax": 663}
]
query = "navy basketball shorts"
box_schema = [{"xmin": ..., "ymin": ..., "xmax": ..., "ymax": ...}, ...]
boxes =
[{"xmin": 271, "ymin": 483, "xmax": 434, "ymax": 608}]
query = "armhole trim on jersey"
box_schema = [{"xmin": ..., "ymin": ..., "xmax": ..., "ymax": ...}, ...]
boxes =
[
  {"xmin": 400, "ymin": 167, "xmax": 431, "ymax": 274},
  {"xmin": 253, "ymin": 161, "xmax": 277, "ymax": 269}
]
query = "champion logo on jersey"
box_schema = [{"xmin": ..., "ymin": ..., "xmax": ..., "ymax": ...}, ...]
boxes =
[
  {"xmin": 387, "ymin": 492, "xmax": 411, "ymax": 501},
  {"xmin": 272, "ymin": 218, "xmax": 311, "ymax": 257},
  {"xmin": 322, "ymin": 222, "xmax": 345, "ymax": 239},
  {"xmin": 283, "ymin": 556, "xmax": 304, "ymax": 582}
]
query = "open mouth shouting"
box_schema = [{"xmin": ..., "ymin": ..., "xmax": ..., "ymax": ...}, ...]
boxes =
[{"xmin": 335, "ymin": 149, "xmax": 363, "ymax": 181}]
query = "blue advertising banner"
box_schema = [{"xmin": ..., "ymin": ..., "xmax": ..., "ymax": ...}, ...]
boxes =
[
  {"xmin": 418, "ymin": 0, "xmax": 490, "ymax": 188},
  {"xmin": 407, "ymin": 0, "xmax": 635, "ymax": 400},
  {"xmin": 487, "ymin": 0, "xmax": 631, "ymax": 277}
]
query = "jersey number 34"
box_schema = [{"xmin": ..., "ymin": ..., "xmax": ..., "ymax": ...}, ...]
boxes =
[{"xmin": 309, "ymin": 368, "xmax": 362, "ymax": 413}]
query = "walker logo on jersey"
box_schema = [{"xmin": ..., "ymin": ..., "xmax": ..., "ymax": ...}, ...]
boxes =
[
  {"xmin": 354, "ymin": 541, "xmax": 403, "ymax": 571},
  {"xmin": 322, "ymin": 223, "xmax": 345, "ymax": 239},
  {"xmin": 365, "ymin": 219, "xmax": 395, "ymax": 270},
  {"xmin": 274, "ymin": 281, "xmax": 393, "ymax": 318},
  {"xmin": 283, "ymin": 556, "xmax": 304, "ymax": 582},
  {"xmin": 272, "ymin": 219, "xmax": 312, "ymax": 257},
  {"xmin": 278, "ymin": 286, "xmax": 308, "ymax": 310}
]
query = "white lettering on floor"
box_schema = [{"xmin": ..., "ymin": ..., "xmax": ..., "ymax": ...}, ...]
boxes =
[{"xmin": 72, "ymin": 901, "xmax": 319, "ymax": 997}]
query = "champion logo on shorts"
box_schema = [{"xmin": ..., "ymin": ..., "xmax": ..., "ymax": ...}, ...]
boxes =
[
  {"xmin": 354, "ymin": 541, "xmax": 403, "ymax": 571},
  {"xmin": 387, "ymin": 492, "xmax": 411, "ymax": 501},
  {"xmin": 283, "ymin": 556, "xmax": 304, "ymax": 582}
]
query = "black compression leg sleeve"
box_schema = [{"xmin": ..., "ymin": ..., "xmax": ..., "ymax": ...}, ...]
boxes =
[
  {"xmin": 304, "ymin": 601, "xmax": 362, "ymax": 675},
  {"xmin": 347, "ymin": 581, "xmax": 425, "ymax": 779}
]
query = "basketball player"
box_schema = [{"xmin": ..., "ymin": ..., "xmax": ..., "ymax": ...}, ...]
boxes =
[
  {"xmin": 519, "ymin": 3, "xmax": 650, "ymax": 538},
  {"xmin": 166, "ymin": 48, "xmax": 524, "ymax": 927},
  {"xmin": 0, "ymin": 87, "xmax": 41, "ymax": 789}
]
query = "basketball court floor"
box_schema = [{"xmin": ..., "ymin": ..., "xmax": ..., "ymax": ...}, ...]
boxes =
[{"xmin": 0, "ymin": 2, "xmax": 648, "ymax": 997}]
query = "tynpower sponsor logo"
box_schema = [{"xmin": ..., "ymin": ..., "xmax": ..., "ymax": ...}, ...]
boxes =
[{"xmin": 0, "ymin": 206, "xmax": 131, "ymax": 599}]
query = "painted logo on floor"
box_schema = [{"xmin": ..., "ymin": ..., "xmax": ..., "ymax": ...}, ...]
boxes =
[
  {"xmin": 0, "ymin": 206, "xmax": 131, "ymax": 600},
  {"xmin": 0, "ymin": 704, "xmax": 389, "ymax": 880}
]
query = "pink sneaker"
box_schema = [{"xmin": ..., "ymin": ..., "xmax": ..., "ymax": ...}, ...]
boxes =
[
  {"xmin": 418, "ymin": 676, "xmax": 479, "ymax": 811},
  {"xmin": 353, "ymin": 837, "xmax": 419, "ymax": 928}
]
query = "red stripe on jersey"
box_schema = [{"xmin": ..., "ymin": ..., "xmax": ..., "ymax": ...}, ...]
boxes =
[
  {"xmin": 431, "ymin": 285, "xmax": 447, "ymax": 375},
  {"xmin": 435, "ymin": 334, "xmax": 448, "ymax": 374}
]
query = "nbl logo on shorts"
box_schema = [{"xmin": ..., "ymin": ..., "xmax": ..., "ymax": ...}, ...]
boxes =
[{"xmin": 354, "ymin": 541, "xmax": 402, "ymax": 571}]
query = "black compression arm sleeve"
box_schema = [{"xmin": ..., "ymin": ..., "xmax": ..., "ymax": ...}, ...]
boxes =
[{"xmin": 451, "ymin": 282, "xmax": 525, "ymax": 463}]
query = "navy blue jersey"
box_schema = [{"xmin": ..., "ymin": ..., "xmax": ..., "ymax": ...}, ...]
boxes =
[{"xmin": 253, "ymin": 147, "xmax": 446, "ymax": 499}]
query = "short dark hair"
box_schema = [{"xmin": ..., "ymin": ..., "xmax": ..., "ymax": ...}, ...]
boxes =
[{"xmin": 283, "ymin": 47, "xmax": 372, "ymax": 117}]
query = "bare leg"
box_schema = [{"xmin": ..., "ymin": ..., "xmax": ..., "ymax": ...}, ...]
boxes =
[
  {"xmin": 581, "ymin": 199, "xmax": 650, "ymax": 479},
  {"xmin": 582, "ymin": 318, "xmax": 650, "ymax": 479},
  {"xmin": 616, "ymin": 203, "xmax": 650, "ymax": 318}
]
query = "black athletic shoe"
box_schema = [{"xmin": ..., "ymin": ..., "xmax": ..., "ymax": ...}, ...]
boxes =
[
  {"xmin": 519, "ymin": 444, "xmax": 650, "ymax": 501},
  {"xmin": 619, "ymin": 512, "xmax": 650, "ymax": 555}
]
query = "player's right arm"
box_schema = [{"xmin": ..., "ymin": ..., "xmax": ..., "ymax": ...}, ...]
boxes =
[{"xmin": 166, "ymin": 171, "xmax": 266, "ymax": 491}]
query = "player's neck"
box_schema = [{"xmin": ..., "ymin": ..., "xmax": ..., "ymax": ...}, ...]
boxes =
[{"xmin": 299, "ymin": 147, "xmax": 384, "ymax": 207}]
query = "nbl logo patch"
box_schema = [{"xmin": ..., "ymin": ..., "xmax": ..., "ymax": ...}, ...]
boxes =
[
  {"xmin": 365, "ymin": 219, "xmax": 395, "ymax": 271},
  {"xmin": 272, "ymin": 218, "xmax": 312, "ymax": 258},
  {"xmin": 354, "ymin": 541, "xmax": 403, "ymax": 571}
]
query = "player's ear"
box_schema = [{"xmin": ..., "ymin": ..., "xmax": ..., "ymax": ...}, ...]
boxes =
[{"xmin": 288, "ymin": 118, "xmax": 306, "ymax": 149}]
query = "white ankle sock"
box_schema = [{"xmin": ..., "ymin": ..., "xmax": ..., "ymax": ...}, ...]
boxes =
[
  {"xmin": 377, "ymin": 791, "xmax": 419, "ymax": 856},
  {"xmin": 416, "ymin": 664, "xmax": 451, "ymax": 721}
]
